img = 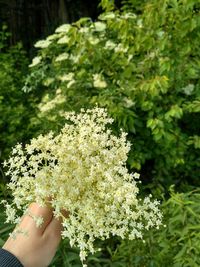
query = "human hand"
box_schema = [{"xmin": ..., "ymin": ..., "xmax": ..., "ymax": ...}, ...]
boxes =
[{"xmin": 3, "ymin": 203, "xmax": 63, "ymax": 267}]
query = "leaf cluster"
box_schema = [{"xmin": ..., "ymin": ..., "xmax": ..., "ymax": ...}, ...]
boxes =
[{"xmin": 0, "ymin": 25, "xmax": 41, "ymax": 166}]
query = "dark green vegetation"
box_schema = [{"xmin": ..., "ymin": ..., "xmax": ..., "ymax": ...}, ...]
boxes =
[
  {"xmin": 0, "ymin": 25, "xmax": 33, "ymax": 162},
  {"xmin": 0, "ymin": 0, "xmax": 200, "ymax": 266}
]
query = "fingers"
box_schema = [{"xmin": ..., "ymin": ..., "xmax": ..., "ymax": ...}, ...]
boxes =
[
  {"xmin": 20, "ymin": 203, "xmax": 53, "ymax": 235},
  {"xmin": 43, "ymin": 216, "xmax": 62, "ymax": 245}
]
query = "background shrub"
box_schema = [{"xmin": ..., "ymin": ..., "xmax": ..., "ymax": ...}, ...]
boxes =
[
  {"xmin": 110, "ymin": 188, "xmax": 200, "ymax": 267},
  {"xmin": 0, "ymin": 25, "xmax": 41, "ymax": 166},
  {"xmin": 1, "ymin": 1, "xmax": 200, "ymax": 266},
  {"xmin": 24, "ymin": 0, "xmax": 200, "ymax": 189}
]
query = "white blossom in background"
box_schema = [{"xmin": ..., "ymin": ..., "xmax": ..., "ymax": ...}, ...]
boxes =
[
  {"xmin": 38, "ymin": 93, "xmax": 66, "ymax": 114},
  {"xmin": 94, "ymin": 22, "xmax": 107, "ymax": 32},
  {"xmin": 128, "ymin": 54, "xmax": 133, "ymax": 62},
  {"xmin": 3, "ymin": 108, "xmax": 162, "ymax": 266},
  {"xmin": 55, "ymin": 53, "xmax": 69, "ymax": 62},
  {"xmin": 88, "ymin": 36, "xmax": 100, "ymax": 45},
  {"xmin": 123, "ymin": 97, "xmax": 135, "ymax": 108},
  {"xmin": 182, "ymin": 84, "xmax": 194, "ymax": 95},
  {"xmin": 93, "ymin": 74, "xmax": 107, "ymax": 88},
  {"xmin": 58, "ymin": 73, "xmax": 75, "ymax": 87},
  {"xmin": 57, "ymin": 36, "xmax": 70, "ymax": 44},
  {"xmin": 29, "ymin": 56, "xmax": 42, "ymax": 68},
  {"xmin": 34, "ymin": 39, "xmax": 52, "ymax": 48},
  {"xmin": 59, "ymin": 72, "xmax": 74, "ymax": 82},
  {"xmin": 79, "ymin": 27, "xmax": 90, "ymax": 34},
  {"xmin": 100, "ymin": 12, "xmax": 116, "ymax": 20},
  {"xmin": 47, "ymin": 34, "xmax": 59, "ymax": 41},
  {"xmin": 69, "ymin": 54, "xmax": 80, "ymax": 64},
  {"xmin": 67, "ymin": 80, "xmax": 76, "ymax": 88},
  {"xmin": 43, "ymin": 77, "xmax": 55, "ymax": 86},
  {"xmin": 55, "ymin": 24, "xmax": 71, "ymax": 33},
  {"xmin": 114, "ymin": 43, "xmax": 128, "ymax": 53},
  {"xmin": 105, "ymin": 40, "xmax": 116, "ymax": 50},
  {"xmin": 122, "ymin": 13, "xmax": 137, "ymax": 19},
  {"xmin": 137, "ymin": 19, "xmax": 143, "ymax": 28}
]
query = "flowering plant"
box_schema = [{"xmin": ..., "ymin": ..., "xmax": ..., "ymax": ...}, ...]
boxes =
[
  {"xmin": 22, "ymin": 2, "xmax": 200, "ymax": 188},
  {"xmin": 3, "ymin": 107, "xmax": 162, "ymax": 265}
]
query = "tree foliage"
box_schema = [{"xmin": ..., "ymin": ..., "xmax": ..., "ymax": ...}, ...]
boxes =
[
  {"xmin": 106, "ymin": 188, "xmax": 200, "ymax": 267},
  {"xmin": 0, "ymin": 1, "xmax": 200, "ymax": 266},
  {"xmin": 24, "ymin": 0, "xmax": 200, "ymax": 188},
  {"xmin": 0, "ymin": 25, "xmax": 39, "ymax": 165}
]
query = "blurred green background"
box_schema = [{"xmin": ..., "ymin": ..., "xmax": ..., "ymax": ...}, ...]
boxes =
[{"xmin": 0, "ymin": 0, "xmax": 200, "ymax": 266}]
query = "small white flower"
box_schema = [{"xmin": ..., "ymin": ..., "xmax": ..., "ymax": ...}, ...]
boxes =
[
  {"xmin": 39, "ymin": 94, "xmax": 66, "ymax": 113},
  {"xmin": 56, "ymin": 88, "xmax": 62, "ymax": 94},
  {"xmin": 79, "ymin": 27, "xmax": 89, "ymax": 34},
  {"xmin": 93, "ymin": 74, "xmax": 107, "ymax": 88},
  {"xmin": 55, "ymin": 24, "xmax": 71, "ymax": 33},
  {"xmin": 29, "ymin": 56, "xmax": 42, "ymax": 68},
  {"xmin": 105, "ymin": 40, "xmax": 116, "ymax": 50},
  {"xmin": 67, "ymin": 80, "xmax": 75, "ymax": 88},
  {"xmin": 57, "ymin": 36, "xmax": 70, "ymax": 44},
  {"xmin": 59, "ymin": 72, "xmax": 74, "ymax": 82},
  {"xmin": 157, "ymin": 31, "xmax": 165, "ymax": 38},
  {"xmin": 128, "ymin": 54, "xmax": 133, "ymax": 62},
  {"xmin": 182, "ymin": 84, "xmax": 194, "ymax": 95},
  {"xmin": 34, "ymin": 40, "xmax": 51, "ymax": 48},
  {"xmin": 69, "ymin": 54, "xmax": 80, "ymax": 63},
  {"xmin": 133, "ymin": 172, "xmax": 140, "ymax": 179},
  {"xmin": 94, "ymin": 22, "xmax": 106, "ymax": 32},
  {"xmin": 123, "ymin": 97, "xmax": 135, "ymax": 108},
  {"xmin": 47, "ymin": 34, "xmax": 59, "ymax": 41},
  {"xmin": 88, "ymin": 36, "xmax": 100, "ymax": 45},
  {"xmin": 43, "ymin": 78, "xmax": 54, "ymax": 86},
  {"xmin": 137, "ymin": 19, "xmax": 143, "ymax": 28},
  {"xmin": 99, "ymin": 12, "xmax": 115, "ymax": 20},
  {"xmin": 114, "ymin": 43, "xmax": 128, "ymax": 53},
  {"xmin": 55, "ymin": 53, "xmax": 69, "ymax": 62},
  {"xmin": 122, "ymin": 13, "xmax": 137, "ymax": 19}
]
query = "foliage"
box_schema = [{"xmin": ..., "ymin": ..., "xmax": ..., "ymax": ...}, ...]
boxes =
[
  {"xmin": 23, "ymin": 0, "xmax": 200, "ymax": 189},
  {"xmin": 0, "ymin": 182, "xmax": 14, "ymax": 247},
  {"xmin": 110, "ymin": 188, "xmax": 200, "ymax": 267},
  {"xmin": 50, "ymin": 188, "xmax": 200, "ymax": 267},
  {"xmin": 0, "ymin": 25, "xmax": 40, "ymax": 166},
  {"xmin": 0, "ymin": 1, "xmax": 200, "ymax": 266}
]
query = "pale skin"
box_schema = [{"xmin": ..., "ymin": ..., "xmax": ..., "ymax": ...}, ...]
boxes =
[{"xmin": 3, "ymin": 203, "xmax": 63, "ymax": 267}]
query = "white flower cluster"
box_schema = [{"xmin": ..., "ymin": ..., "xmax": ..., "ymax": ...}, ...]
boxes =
[
  {"xmin": 3, "ymin": 108, "xmax": 162, "ymax": 265},
  {"xmin": 93, "ymin": 74, "xmax": 107, "ymax": 88},
  {"xmin": 55, "ymin": 24, "xmax": 71, "ymax": 33},
  {"xmin": 58, "ymin": 72, "xmax": 75, "ymax": 88},
  {"xmin": 55, "ymin": 52, "xmax": 69, "ymax": 62},
  {"xmin": 38, "ymin": 92, "xmax": 66, "ymax": 114},
  {"xmin": 34, "ymin": 39, "xmax": 52, "ymax": 48}
]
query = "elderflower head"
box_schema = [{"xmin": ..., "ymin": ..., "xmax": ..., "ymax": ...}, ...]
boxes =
[{"xmin": 3, "ymin": 107, "xmax": 162, "ymax": 266}]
